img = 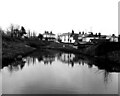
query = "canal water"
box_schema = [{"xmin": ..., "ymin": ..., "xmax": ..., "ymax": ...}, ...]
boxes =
[{"xmin": 1, "ymin": 49, "xmax": 119, "ymax": 94}]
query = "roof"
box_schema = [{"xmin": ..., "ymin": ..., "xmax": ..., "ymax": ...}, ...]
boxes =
[
  {"xmin": 100, "ymin": 35, "xmax": 107, "ymax": 38},
  {"xmin": 43, "ymin": 33, "xmax": 55, "ymax": 35},
  {"xmin": 60, "ymin": 32, "xmax": 71, "ymax": 36},
  {"xmin": 72, "ymin": 34, "xmax": 79, "ymax": 40}
]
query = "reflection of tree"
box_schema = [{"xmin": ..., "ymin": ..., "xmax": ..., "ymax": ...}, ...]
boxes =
[
  {"xmin": 103, "ymin": 71, "xmax": 111, "ymax": 85},
  {"xmin": 87, "ymin": 63, "xmax": 93, "ymax": 68},
  {"xmin": 38, "ymin": 56, "xmax": 43, "ymax": 62},
  {"xmin": 71, "ymin": 61, "xmax": 74, "ymax": 67},
  {"xmin": 7, "ymin": 60, "xmax": 25, "ymax": 73},
  {"xmin": 81, "ymin": 61, "xmax": 85, "ymax": 66},
  {"xmin": 50, "ymin": 60, "xmax": 52, "ymax": 65},
  {"xmin": 78, "ymin": 55, "xmax": 120, "ymax": 72},
  {"xmin": 20, "ymin": 63, "xmax": 24, "ymax": 69},
  {"xmin": 24, "ymin": 49, "xmax": 58, "ymax": 66}
]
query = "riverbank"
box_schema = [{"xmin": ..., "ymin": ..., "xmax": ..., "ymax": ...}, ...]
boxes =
[
  {"xmin": 2, "ymin": 36, "xmax": 36, "ymax": 65},
  {"xmin": 2, "ymin": 35, "xmax": 120, "ymax": 66},
  {"xmin": 81, "ymin": 42, "xmax": 120, "ymax": 62}
]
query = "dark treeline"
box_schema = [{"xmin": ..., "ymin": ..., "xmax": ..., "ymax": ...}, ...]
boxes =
[{"xmin": 1, "ymin": 24, "xmax": 42, "ymax": 39}]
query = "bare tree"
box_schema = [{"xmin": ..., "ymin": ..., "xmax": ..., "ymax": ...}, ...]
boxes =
[
  {"xmin": 20, "ymin": 26, "xmax": 26, "ymax": 38},
  {"xmin": 72, "ymin": 30, "xmax": 74, "ymax": 35},
  {"xmin": 9, "ymin": 24, "xmax": 15, "ymax": 37},
  {"xmin": 8, "ymin": 24, "xmax": 20, "ymax": 37},
  {"xmin": 27, "ymin": 30, "xmax": 31, "ymax": 38}
]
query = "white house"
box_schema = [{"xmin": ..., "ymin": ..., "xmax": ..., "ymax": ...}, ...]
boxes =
[
  {"xmin": 78, "ymin": 33, "xmax": 99, "ymax": 43},
  {"xmin": 82, "ymin": 36, "xmax": 96, "ymax": 42},
  {"xmin": 106, "ymin": 35, "xmax": 118, "ymax": 42},
  {"xmin": 59, "ymin": 33, "xmax": 75, "ymax": 43},
  {"xmin": 43, "ymin": 31, "xmax": 56, "ymax": 41}
]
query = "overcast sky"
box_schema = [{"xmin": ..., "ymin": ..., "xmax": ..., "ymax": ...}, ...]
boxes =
[{"xmin": 0, "ymin": 0, "xmax": 119, "ymax": 35}]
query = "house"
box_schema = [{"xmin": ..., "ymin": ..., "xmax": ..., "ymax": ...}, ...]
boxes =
[
  {"xmin": 90, "ymin": 39, "xmax": 110, "ymax": 43},
  {"xmin": 106, "ymin": 35, "xmax": 118, "ymax": 42},
  {"xmin": 71, "ymin": 33, "xmax": 79, "ymax": 44},
  {"xmin": 89, "ymin": 35, "xmax": 111, "ymax": 43},
  {"xmin": 77, "ymin": 32, "xmax": 113, "ymax": 44},
  {"xmin": 78, "ymin": 32, "xmax": 99, "ymax": 43},
  {"xmin": 59, "ymin": 31, "xmax": 118, "ymax": 44},
  {"xmin": 43, "ymin": 31, "xmax": 56, "ymax": 41},
  {"xmin": 82, "ymin": 35, "xmax": 96, "ymax": 42},
  {"xmin": 110, "ymin": 36, "xmax": 118, "ymax": 42},
  {"xmin": 59, "ymin": 32, "xmax": 75, "ymax": 43}
]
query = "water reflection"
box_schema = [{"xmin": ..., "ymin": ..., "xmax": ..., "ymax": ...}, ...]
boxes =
[
  {"xmin": 4, "ymin": 60, "xmax": 26, "ymax": 73},
  {"xmin": 22, "ymin": 50, "xmax": 119, "ymax": 85},
  {"xmin": 24, "ymin": 50, "xmax": 119, "ymax": 85},
  {"xmin": 4, "ymin": 49, "xmax": 120, "ymax": 73},
  {"xmin": 103, "ymin": 71, "xmax": 112, "ymax": 85},
  {"xmin": 43, "ymin": 55, "xmax": 55, "ymax": 65},
  {"xmin": 2, "ymin": 49, "xmax": 119, "ymax": 94},
  {"xmin": 25, "ymin": 57, "xmax": 38, "ymax": 66}
]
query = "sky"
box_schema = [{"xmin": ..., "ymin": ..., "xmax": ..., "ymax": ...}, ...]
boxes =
[{"xmin": 0, "ymin": 0, "xmax": 119, "ymax": 36}]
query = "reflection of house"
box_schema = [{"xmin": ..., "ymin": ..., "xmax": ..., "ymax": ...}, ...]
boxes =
[
  {"xmin": 59, "ymin": 53, "xmax": 75, "ymax": 63},
  {"xmin": 43, "ymin": 55, "xmax": 55, "ymax": 64},
  {"xmin": 43, "ymin": 31, "xmax": 56, "ymax": 41},
  {"xmin": 25, "ymin": 57, "xmax": 36, "ymax": 65},
  {"xmin": 59, "ymin": 33, "xmax": 75, "ymax": 43},
  {"xmin": 57, "ymin": 53, "xmax": 85, "ymax": 67}
]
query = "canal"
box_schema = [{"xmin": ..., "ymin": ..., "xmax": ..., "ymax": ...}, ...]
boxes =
[{"xmin": 1, "ymin": 49, "xmax": 119, "ymax": 94}]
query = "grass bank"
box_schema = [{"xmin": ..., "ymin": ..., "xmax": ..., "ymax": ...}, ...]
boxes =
[
  {"xmin": 44, "ymin": 42, "xmax": 79, "ymax": 53},
  {"xmin": 79, "ymin": 42, "xmax": 120, "ymax": 63},
  {"xmin": 2, "ymin": 36, "xmax": 36, "ymax": 65}
]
